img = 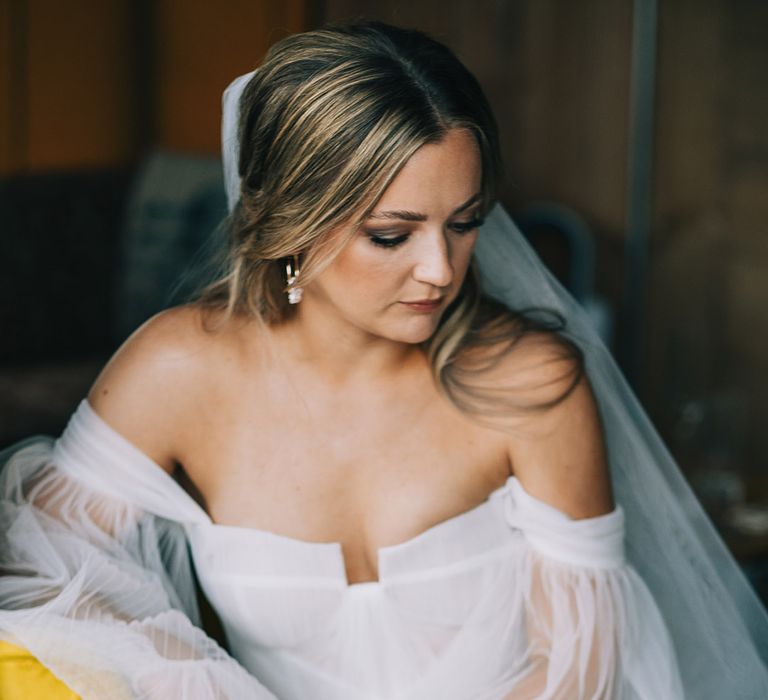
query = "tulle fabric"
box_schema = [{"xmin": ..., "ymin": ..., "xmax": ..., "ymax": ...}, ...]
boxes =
[
  {"xmin": 1, "ymin": 400, "xmax": 684, "ymax": 699},
  {"xmin": 0, "ymin": 429, "xmax": 276, "ymax": 699},
  {"xmin": 473, "ymin": 207, "xmax": 768, "ymax": 699}
]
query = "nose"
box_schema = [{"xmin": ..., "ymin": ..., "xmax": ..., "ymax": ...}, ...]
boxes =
[{"xmin": 412, "ymin": 229, "xmax": 454, "ymax": 288}]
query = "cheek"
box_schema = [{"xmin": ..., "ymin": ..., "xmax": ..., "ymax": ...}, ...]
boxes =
[{"xmin": 326, "ymin": 243, "xmax": 405, "ymax": 300}]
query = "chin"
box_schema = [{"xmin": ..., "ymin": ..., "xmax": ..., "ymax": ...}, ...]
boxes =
[{"xmin": 386, "ymin": 318, "xmax": 442, "ymax": 345}]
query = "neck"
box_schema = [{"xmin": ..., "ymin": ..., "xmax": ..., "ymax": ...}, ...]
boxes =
[{"xmin": 270, "ymin": 301, "xmax": 425, "ymax": 388}]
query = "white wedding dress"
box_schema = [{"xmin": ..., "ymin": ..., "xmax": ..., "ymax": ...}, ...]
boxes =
[
  {"xmin": 0, "ymin": 399, "xmax": 684, "ymax": 699},
  {"xmin": 2, "ymin": 204, "xmax": 768, "ymax": 697}
]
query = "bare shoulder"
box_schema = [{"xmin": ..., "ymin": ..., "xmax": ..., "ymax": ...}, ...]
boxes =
[
  {"xmin": 494, "ymin": 329, "xmax": 614, "ymax": 519},
  {"xmin": 87, "ymin": 305, "xmax": 230, "ymax": 472}
]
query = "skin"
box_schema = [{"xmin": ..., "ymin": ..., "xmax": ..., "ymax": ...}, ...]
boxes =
[
  {"xmin": 89, "ymin": 128, "xmax": 613, "ymax": 586},
  {"xmin": 289, "ymin": 129, "xmax": 482, "ymax": 358}
]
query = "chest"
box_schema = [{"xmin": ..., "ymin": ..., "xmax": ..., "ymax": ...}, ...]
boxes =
[{"xmin": 179, "ymin": 366, "xmax": 511, "ymax": 584}]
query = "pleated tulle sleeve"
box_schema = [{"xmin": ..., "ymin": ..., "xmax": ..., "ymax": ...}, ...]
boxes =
[
  {"xmin": 0, "ymin": 402, "xmax": 276, "ymax": 700},
  {"xmin": 498, "ymin": 478, "xmax": 684, "ymax": 699}
]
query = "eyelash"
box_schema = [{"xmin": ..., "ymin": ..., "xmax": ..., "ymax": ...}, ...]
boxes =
[{"xmin": 366, "ymin": 218, "xmax": 485, "ymax": 249}]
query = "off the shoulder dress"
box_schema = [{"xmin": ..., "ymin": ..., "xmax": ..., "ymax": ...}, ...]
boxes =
[{"xmin": 0, "ymin": 401, "xmax": 684, "ymax": 699}]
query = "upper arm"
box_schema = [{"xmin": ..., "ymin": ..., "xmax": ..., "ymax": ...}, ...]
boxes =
[
  {"xmin": 87, "ymin": 306, "xmax": 211, "ymax": 474},
  {"xmin": 502, "ymin": 332, "xmax": 614, "ymax": 519}
]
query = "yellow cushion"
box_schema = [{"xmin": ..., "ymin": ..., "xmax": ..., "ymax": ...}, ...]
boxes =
[{"xmin": 0, "ymin": 640, "xmax": 80, "ymax": 699}]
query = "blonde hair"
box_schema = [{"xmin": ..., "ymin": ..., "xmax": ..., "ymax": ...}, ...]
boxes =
[{"xmin": 199, "ymin": 21, "xmax": 581, "ymax": 417}]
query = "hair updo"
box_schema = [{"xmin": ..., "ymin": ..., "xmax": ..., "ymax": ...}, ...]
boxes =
[
  {"xmin": 200, "ymin": 21, "xmax": 582, "ymax": 418},
  {"xmin": 203, "ymin": 21, "xmax": 499, "ymax": 319}
]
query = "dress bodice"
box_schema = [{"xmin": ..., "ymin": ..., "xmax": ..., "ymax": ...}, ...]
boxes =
[
  {"xmin": 185, "ymin": 469, "xmax": 624, "ymax": 699},
  {"xmin": 17, "ymin": 399, "xmax": 683, "ymax": 700},
  {"xmin": 186, "ymin": 478, "xmax": 523, "ymax": 698}
]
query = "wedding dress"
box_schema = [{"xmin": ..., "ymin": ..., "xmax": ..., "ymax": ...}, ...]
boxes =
[
  {"xmin": 0, "ymin": 399, "xmax": 681, "ymax": 699},
  {"xmin": 2, "ymin": 205, "xmax": 768, "ymax": 697},
  {"xmin": 1, "ymin": 68, "xmax": 767, "ymax": 698}
]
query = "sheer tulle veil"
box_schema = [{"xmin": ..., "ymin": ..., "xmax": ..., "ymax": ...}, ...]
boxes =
[{"xmin": 222, "ymin": 68, "xmax": 768, "ymax": 697}]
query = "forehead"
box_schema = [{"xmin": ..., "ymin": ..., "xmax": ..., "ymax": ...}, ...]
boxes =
[{"xmin": 372, "ymin": 129, "xmax": 482, "ymax": 214}]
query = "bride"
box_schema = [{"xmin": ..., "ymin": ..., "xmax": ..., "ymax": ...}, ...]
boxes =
[{"xmin": 1, "ymin": 21, "xmax": 767, "ymax": 700}]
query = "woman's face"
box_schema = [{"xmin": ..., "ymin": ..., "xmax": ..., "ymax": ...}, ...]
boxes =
[{"xmin": 301, "ymin": 128, "xmax": 483, "ymax": 345}]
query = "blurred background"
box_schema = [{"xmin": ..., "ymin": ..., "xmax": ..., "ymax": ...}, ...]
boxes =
[{"xmin": 1, "ymin": 0, "xmax": 767, "ymax": 596}]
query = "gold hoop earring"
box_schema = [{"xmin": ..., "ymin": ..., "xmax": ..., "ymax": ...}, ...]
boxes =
[{"xmin": 285, "ymin": 255, "xmax": 303, "ymax": 304}]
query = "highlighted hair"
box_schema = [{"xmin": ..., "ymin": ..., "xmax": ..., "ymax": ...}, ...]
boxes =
[{"xmin": 199, "ymin": 22, "xmax": 581, "ymax": 419}]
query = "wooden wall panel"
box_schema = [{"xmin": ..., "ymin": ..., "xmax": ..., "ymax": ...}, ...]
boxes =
[
  {"xmin": 647, "ymin": 0, "xmax": 768, "ymax": 474},
  {"xmin": 517, "ymin": 0, "xmax": 632, "ymax": 235},
  {"xmin": 0, "ymin": 0, "xmax": 310, "ymax": 173},
  {"xmin": 153, "ymin": 0, "xmax": 309, "ymax": 154},
  {"xmin": 24, "ymin": 0, "xmax": 136, "ymax": 170},
  {"xmin": 0, "ymin": 0, "xmax": 22, "ymax": 174}
]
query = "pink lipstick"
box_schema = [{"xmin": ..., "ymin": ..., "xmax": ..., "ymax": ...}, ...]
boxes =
[{"xmin": 399, "ymin": 298, "xmax": 443, "ymax": 312}]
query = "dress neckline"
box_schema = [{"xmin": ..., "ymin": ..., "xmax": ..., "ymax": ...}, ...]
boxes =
[
  {"xmin": 72, "ymin": 399, "xmax": 518, "ymax": 589},
  {"xmin": 202, "ymin": 477, "xmax": 516, "ymax": 589}
]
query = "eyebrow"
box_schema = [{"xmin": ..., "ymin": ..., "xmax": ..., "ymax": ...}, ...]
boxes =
[{"xmin": 367, "ymin": 192, "xmax": 482, "ymax": 222}]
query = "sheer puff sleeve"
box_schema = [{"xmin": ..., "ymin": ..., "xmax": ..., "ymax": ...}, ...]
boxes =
[
  {"xmin": 498, "ymin": 477, "xmax": 684, "ymax": 700},
  {"xmin": 0, "ymin": 401, "xmax": 276, "ymax": 700}
]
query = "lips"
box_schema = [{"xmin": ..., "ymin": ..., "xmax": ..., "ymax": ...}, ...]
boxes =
[{"xmin": 399, "ymin": 298, "xmax": 443, "ymax": 312}]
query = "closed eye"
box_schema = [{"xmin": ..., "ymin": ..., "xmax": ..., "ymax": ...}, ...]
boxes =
[
  {"xmin": 449, "ymin": 218, "xmax": 484, "ymax": 234},
  {"xmin": 366, "ymin": 231, "xmax": 410, "ymax": 249},
  {"xmin": 364, "ymin": 216, "xmax": 484, "ymax": 249}
]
